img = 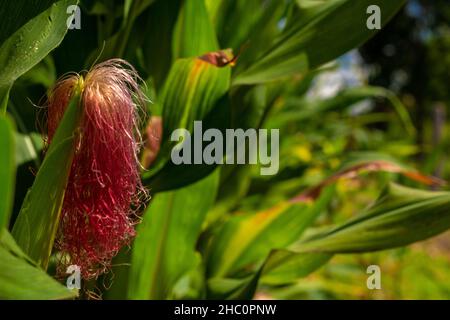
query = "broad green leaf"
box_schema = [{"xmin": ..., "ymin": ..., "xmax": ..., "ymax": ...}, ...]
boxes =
[
  {"xmin": 233, "ymin": 0, "xmax": 406, "ymax": 85},
  {"xmin": 0, "ymin": 1, "xmax": 57, "ymax": 45},
  {"xmin": 142, "ymin": 55, "xmax": 231, "ymax": 191},
  {"xmin": 12, "ymin": 90, "xmax": 82, "ymax": 269},
  {"xmin": 0, "ymin": 0, "xmax": 77, "ymax": 113},
  {"xmin": 207, "ymin": 164, "xmax": 253, "ymax": 225},
  {"xmin": 0, "ymin": 115, "xmax": 16, "ymax": 230},
  {"xmin": 0, "ymin": 230, "xmax": 77, "ymax": 300},
  {"xmin": 260, "ymin": 250, "xmax": 332, "ymax": 285},
  {"xmin": 0, "ymin": 85, "xmax": 11, "ymax": 113},
  {"xmin": 8, "ymin": 96, "xmax": 44, "ymax": 168},
  {"xmin": 292, "ymin": 159, "xmax": 444, "ymax": 203},
  {"xmin": 171, "ymin": 253, "xmax": 205, "ymax": 299},
  {"xmin": 172, "ymin": 0, "xmax": 218, "ymax": 59},
  {"xmin": 297, "ymin": 183, "xmax": 450, "ymax": 253},
  {"xmin": 101, "ymin": 248, "xmax": 132, "ymax": 300},
  {"xmin": 128, "ymin": 172, "xmax": 219, "ymax": 299},
  {"xmin": 237, "ymin": 180, "xmax": 447, "ymax": 287},
  {"xmin": 211, "ymin": 0, "xmax": 287, "ymax": 75},
  {"xmin": 206, "ymin": 186, "xmax": 333, "ymax": 278},
  {"xmin": 145, "ymin": 96, "xmax": 230, "ymax": 192},
  {"xmin": 123, "ymin": 0, "xmax": 156, "ymax": 23},
  {"xmin": 8, "ymin": 80, "xmax": 47, "ymax": 138},
  {"xmin": 14, "ymin": 132, "xmax": 43, "ymax": 167},
  {"xmin": 19, "ymin": 56, "xmax": 57, "ymax": 88},
  {"xmin": 158, "ymin": 57, "xmax": 230, "ymax": 162},
  {"xmin": 234, "ymin": 53, "xmax": 308, "ymax": 87},
  {"xmin": 207, "ymin": 271, "xmax": 261, "ymax": 300}
]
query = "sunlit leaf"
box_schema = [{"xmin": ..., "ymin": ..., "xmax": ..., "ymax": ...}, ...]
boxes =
[
  {"xmin": 206, "ymin": 187, "xmax": 333, "ymax": 278},
  {"xmin": 0, "ymin": 230, "xmax": 77, "ymax": 300},
  {"xmin": 267, "ymin": 86, "xmax": 416, "ymax": 136}
]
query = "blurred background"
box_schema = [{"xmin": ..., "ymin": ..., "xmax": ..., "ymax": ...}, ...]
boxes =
[{"xmin": 255, "ymin": 0, "xmax": 450, "ymax": 299}]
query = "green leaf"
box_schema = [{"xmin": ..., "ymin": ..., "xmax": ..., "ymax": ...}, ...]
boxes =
[
  {"xmin": 297, "ymin": 183, "xmax": 450, "ymax": 253},
  {"xmin": 172, "ymin": 0, "xmax": 219, "ymax": 59},
  {"xmin": 0, "ymin": 230, "xmax": 77, "ymax": 300},
  {"xmin": 0, "ymin": 115, "xmax": 16, "ymax": 230},
  {"xmin": 0, "ymin": 1, "xmax": 57, "ymax": 45},
  {"xmin": 233, "ymin": 0, "xmax": 406, "ymax": 85},
  {"xmin": 0, "ymin": 0, "xmax": 77, "ymax": 113},
  {"xmin": 206, "ymin": 186, "xmax": 333, "ymax": 278},
  {"xmin": 171, "ymin": 253, "xmax": 205, "ymax": 299},
  {"xmin": 142, "ymin": 56, "xmax": 231, "ymax": 191},
  {"xmin": 146, "ymin": 96, "xmax": 230, "ymax": 192},
  {"xmin": 87, "ymin": 0, "xmax": 155, "ymax": 62},
  {"xmin": 207, "ymin": 164, "xmax": 253, "ymax": 225},
  {"xmin": 14, "ymin": 132, "xmax": 43, "ymax": 167},
  {"xmin": 0, "ymin": 85, "xmax": 11, "ymax": 113},
  {"xmin": 212, "ymin": 0, "xmax": 283, "ymax": 50},
  {"xmin": 160, "ymin": 57, "xmax": 230, "ymax": 161},
  {"xmin": 128, "ymin": 172, "xmax": 219, "ymax": 299},
  {"xmin": 12, "ymin": 89, "xmax": 82, "ymax": 269}
]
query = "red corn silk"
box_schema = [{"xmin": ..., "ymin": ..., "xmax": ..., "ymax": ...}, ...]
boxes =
[{"xmin": 47, "ymin": 59, "xmax": 146, "ymax": 279}]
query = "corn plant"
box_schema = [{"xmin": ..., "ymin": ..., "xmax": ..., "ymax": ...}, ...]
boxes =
[{"xmin": 0, "ymin": 0, "xmax": 449, "ymax": 300}]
